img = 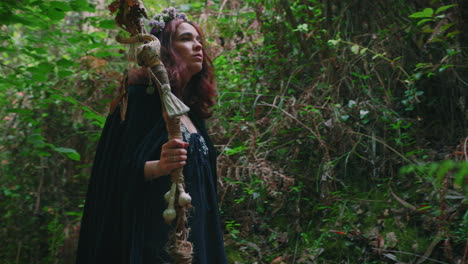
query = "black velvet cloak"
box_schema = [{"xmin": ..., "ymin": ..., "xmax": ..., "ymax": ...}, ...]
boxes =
[{"xmin": 76, "ymin": 84, "xmax": 227, "ymax": 264}]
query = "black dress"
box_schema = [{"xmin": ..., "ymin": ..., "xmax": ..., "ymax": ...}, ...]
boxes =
[{"xmin": 76, "ymin": 84, "xmax": 227, "ymax": 264}]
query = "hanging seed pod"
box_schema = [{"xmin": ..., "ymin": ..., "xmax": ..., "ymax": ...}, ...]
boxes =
[
  {"xmin": 164, "ymin": 190, "xmax": 171, "ymax": 202},
  {"xmin": 177, "ymin": 183, "xmax": 192, "ymax": 207},
  {"xmin": 163, "ymin": 183, "xmax": 177, "ymax": 224}
]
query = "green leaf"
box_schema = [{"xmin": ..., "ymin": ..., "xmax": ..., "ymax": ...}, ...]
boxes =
[
  {"xmin": 7, "ymin": 108, "xmax": 34, "ymax": 115},
  {"xmin": 417, "ymin": 18, "xmax": 433, "ymax": 26},
  {"xmin": 98, "ymin": 19, "xmax": 116, "ymax": 29},
  {"xmin": 340, "ymin": 115, "xmax": 349, "ymax": 122},
  {"xmin": 38, "ymin": 151, "xmax": 52, "ymax": 157},
  {"xmin": 83, "ymin": 110, "xmax": 105, "ymax": 128},
  {"xmin": 454, "ymin": 163, "xmax": 468, "ymax": 187},
  {"xmin": 37, "ymin": 62, "xmax": 55, "ymax": 74},
  {"xmin": 56, "ymin": 58, "xmax": 75, "ymax": 68},
  {"xmin": 54, "ymin": 147, "xmax": 81, "ymax": 161},
  {"xmin": 93, "ymin": 51, "xmax": 122, "ymax": 58},
  {"xmin": 191, "ymin": 2, "xmax": 205, "ymax": 9},
  {"xmin": 1, "ymin": 13, "xmax": 37, "ymax": 26},
  {"xmin": 440, "ymin": 23, "xmax": 454, "ymax": 32},
  {"xmin": 417, "ymin": 205, "xmax": 432, "ymax": 211},
  {"xmin": 50, "ymin": 1, "xmax": 72, "ymax": 12},
  {"xmin": 70, "ymin": 0, "xmax": 95, "ymax": 12},
  {"xmin": 0, "ymin": 47, "xmax": 15, "ymax": 53},
  {"xmin": 446, "ymin": 30, "xmax": 460, "ymax": 38},
  {"xmin": 65, "ymin": 211, "xmax": 82, "ymax": 216},
  {"xmin": 58, "ymin": 70, "xmax": 73, "ymax": 77},
  {"xmin": 435, "ymin": 4, "xmax": 457, "ymax": 14},
  {"xmin": 409, "ymin": 8, "xmax": 434, "ymax": 18},
  {"xmin": 351, "ymin": 72, "xmax": 371, "ymax": 79},
  {"xmin": 32, "ymin": 71, "xmax": 48, "ymax": 82},
  {"xmin": 43, "ymin": 6, "xmax": 66, "ymax": 21},
  {"xmin": 28, "ymin": 134, "xmax": 46, "ymax": 148},
  {"xmin": 225, "ymin": 146, "xmax": 248, "ymax": 155}
]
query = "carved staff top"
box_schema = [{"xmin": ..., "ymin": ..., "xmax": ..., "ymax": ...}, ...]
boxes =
[{"xmin": 109, "ymin": 0, "xmax": 148, "ymax": 35}]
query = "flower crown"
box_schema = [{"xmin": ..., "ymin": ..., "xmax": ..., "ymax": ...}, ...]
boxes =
[{"xmin": 148, "ymin": 7, "xmax": 188, "ymax": 35}]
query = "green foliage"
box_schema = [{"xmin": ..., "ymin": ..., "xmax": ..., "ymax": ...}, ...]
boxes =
[
  {"xmin": 0, "ymin": 0, "xmax": 124, "ymax": 262},
  {"xmin": 211, "ymin": 0, "xmax": 466, "ymax": 263}
]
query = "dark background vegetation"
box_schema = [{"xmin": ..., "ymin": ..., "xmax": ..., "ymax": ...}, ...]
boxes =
[{"xmin": 0, "ymin": 0, "xmax": 467, "ymax": 263}]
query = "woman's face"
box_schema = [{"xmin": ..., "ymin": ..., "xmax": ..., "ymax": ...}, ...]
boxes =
[{"xmin": 173, "ymin": 22, "xmax": 203, "ymax": 78}]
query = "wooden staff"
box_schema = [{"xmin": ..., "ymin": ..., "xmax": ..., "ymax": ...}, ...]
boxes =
[{"xmin": 110, "ymin": 1, "xmax": 193, "ymax": 263}]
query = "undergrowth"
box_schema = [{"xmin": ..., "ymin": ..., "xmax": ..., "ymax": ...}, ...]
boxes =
[{"xmin": 0, "ymin": 0, "xmax": 466, "ymax": 263}]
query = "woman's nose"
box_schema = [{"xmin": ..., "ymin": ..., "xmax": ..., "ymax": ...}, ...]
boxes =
[{"xmin": 193, "ymin": 40, "xmax": 202, "ymax": 50}]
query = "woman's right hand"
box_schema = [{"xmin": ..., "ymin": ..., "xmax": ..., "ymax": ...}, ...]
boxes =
[
  {"xmin": 159, "ymin": 139, "xmax": 189, "ymax": 174},
  {"xmin": 144, "ymin": 139, "xmax": 189, "ymax": 180}
]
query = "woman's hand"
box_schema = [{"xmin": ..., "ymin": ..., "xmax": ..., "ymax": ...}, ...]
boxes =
[
  {"xmin": 144, "ymin": 139, "xmax": 189, "ymax": 180},
  {"xmin": 159, "ymin": 139, "xmax": 189, "ymax": 173}
]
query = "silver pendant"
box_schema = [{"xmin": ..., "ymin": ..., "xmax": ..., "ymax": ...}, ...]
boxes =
[{"xmin": 146, "ymin": 85, "xmax": 155, "ymax": 94}]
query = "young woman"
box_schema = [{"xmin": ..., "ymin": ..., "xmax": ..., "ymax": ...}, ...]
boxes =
[{"xmin": 76, "ymin": 8, "xmax": 227, "ymax": 264}]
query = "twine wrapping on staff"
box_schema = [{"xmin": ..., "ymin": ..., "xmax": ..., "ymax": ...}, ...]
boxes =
[
  {"xmin": 115, "ymin": 31, "xmax": 193, "ymax": 263},
  {"xmin": 116, "ymin": 34, "xmax": 190, "ymax": 117}
]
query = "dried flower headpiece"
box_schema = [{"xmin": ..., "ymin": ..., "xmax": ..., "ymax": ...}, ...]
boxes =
[{"xmin": 148, "ymin": 7, "xmax": 188, "ymax": 35}]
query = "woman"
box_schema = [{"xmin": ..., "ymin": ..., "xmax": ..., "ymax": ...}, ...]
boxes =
[{"xmin": 76, "ymin": 7, "xmax": 227, "ymax": 264}]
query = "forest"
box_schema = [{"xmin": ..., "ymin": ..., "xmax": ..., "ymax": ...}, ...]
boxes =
[{"xmin": 0, "ymin": 0, "xmax": 467, "ymax": 263}]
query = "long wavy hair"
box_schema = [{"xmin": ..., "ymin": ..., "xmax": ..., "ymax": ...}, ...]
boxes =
[{"xmin": 152, "ymin": 19, "xmax": 216, "ymax": 119}]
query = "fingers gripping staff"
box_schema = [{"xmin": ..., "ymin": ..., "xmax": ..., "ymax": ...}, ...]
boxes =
[{"xmin": 110, "ymin": 1, "xmax": 193, "ymax": 262}]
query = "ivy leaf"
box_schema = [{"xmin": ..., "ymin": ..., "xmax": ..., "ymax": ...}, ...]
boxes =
[
  {"xmin": 54, "ymin": 147, "xmax": 81, "ymax": 161},
  {"xmin": 409, "ymin": 8, "xmax": 434, "ymax": 18}
]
